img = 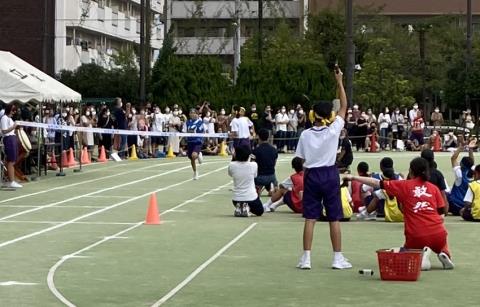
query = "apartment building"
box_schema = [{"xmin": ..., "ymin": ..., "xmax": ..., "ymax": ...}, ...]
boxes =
[
  {"xmin": 0, "ymin": 0, "xmax": 164, "ymax": 75},
  {"xmin": 165, "ymin": 0, "xmax": 306, "ymax": 63}
]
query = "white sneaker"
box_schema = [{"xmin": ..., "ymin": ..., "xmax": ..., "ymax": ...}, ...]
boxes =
[
  {"xmin": 234, "ymin": 204, "xmax": 242, "ymax": 217},
  {"xmin": 438, "ymin": 252, "xmax": 455, "ymax": 270},
  {"xmin": 197, "ymin": 152, "xmax": 203, "ymax": 164},
  {"xmin": 421, "ymin": 247, "xmax": 432, "ymax": 271},
  {"xmin": 296, "ymin": 255, "xmax": 311, "ymax": 270},
  {"xmin": 356, "ymin": 210, "xmax": 376, "ymax": 221},
  {"xmin": 8, "ymin": 181, "xmax": 22, "ymax": 188},
  {"xmin": 193, "ymin": 171, "xmax": 199, "ymax": 180},
  {"xmin": 241, "ymin": 203, "xmax": 250, "ymax": 217},
  {"xmin": 332, "ymin": 258, "xmax": 353, "ymax": 270}
]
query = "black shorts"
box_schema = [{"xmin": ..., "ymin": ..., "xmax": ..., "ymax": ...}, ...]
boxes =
[
  {"xmin": 232, "ymin": 198, "xmax": 264, "ymax": 216},
  {"xmin": 462, "ymin": 207, "xmax": 480, "ymax": 222}
]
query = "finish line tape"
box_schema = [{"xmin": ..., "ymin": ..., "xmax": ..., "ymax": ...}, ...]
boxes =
[{"xmin": 16, "ymin": 121, "xmax": 229, "ymax": 138}]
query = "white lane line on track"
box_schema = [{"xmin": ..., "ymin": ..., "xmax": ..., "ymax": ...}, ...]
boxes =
[
  {"xmin": 0, "ymin": 158, "xmax": 226, "ymax": 204},
  {"xmin": 47, "ymin": 180, "xmax": 233, "ymax": 307},
  {"xmin": 151, "ymin": 223, "xmax": 257, "ymax": 307},
  {"xmin": 0, "ymin": 281, "xmax": 38, "ymax": 286},
  {"xmin": 0, "ymin": 221, "xmax": 139, "ymax": 226},
  {"xmin": 0, "ymin": 165, "xmax": 229, "ymax": 249},
  {"xmin": 0, "ymin": 160, "xmax": 225, "ymax": 222}
]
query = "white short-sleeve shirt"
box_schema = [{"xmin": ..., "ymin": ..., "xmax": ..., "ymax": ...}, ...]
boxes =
[
  {"xmin": 295, "ymin": 116, "xmax": 345, "ymax": 168},
  {"xmin": 1, "ymin": 114, "xmax": 15, "ymax": 136},
  {"xmin": 228, "ymin": 161, "xmax": 258, "ymax": 201},
  {"xmin": 230, "ymin": 117, "xmax": 253, "ymax": 139}
]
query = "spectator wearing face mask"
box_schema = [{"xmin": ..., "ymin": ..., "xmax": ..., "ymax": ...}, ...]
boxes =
[
  {"xmin": 391, "ymin": 107, "xmax": 405, "ymax": 150},
  {"xmin": 296, "ymin": 107, "xmax": 306, "ymax": 137},
  {"xmin": 287, "ymin": 108, "xmax": 298, "ymax": 153},
  {"xmin": 431, "ymin": 107, "xmax": 444, "ymax": 128},
  {"xmin": 151, "ymin": 106, "xmax": 166, "ymax": 155},
  {"xmin": 80, "ymin": 107, "xmax": 94, "ymax": 160},
  {"xmin": 366, "ymin": 108, "xmax": 376, "ymax": 124},
  {"xmin": 112, "ymin": 98, "xmax": 127, "ymax": 158},
  {"xmin": 410, "ymin": 109, "xmax": 425, "ymax": 146},
  {"xmin": 275, "ymin": 106, "xmax": 289, "ymax": 153},
  {"xmin": 98, "ymin": 108, "xmax": 113, "ymax": 157},
  {"xmin": 1, "ymin": 104, "xmax": 22, "ymax": 188},
  {"xmin": 168, "ymin": 108, "xmax": 182, "ymax": 155},
  {"xmin": 259, "ymin": 105, "xmax": 274, "ymax": 144},
  {"xmin": 409, "ymin": 103, "xmax": 419, "ymax": 125},
  {"xmin": 377, "ymin": 107, "xmax": 391, "ymax": 150},
  {"xmin": 355, "ymin": 112, "xmax": 368, "ymax": 151}
]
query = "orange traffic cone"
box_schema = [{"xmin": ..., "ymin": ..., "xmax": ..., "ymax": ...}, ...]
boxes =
[
  {"xmin": 81, "ymin": 147, "xmax": 91, "ymax": 164},
  {"xmin": 145, "ymin": 193, "xmax": 160, "ymax": 225},
  {"xmin": 61, "ymin": 150, "xmax": 68, "ymax": 168},
  {"xmin": 97, "ymin": 145, "xmax": 107, "ymax": 163},
  {"xmin": 49, "ymin": 149, "xmax": 58, "ymax": 170},
  {"xmin": 67, "ymin": 148, "xmax": 77, "ymax": 167}
]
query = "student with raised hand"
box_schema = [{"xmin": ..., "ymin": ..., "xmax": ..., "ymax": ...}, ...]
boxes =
[
  {"xmin": 448, "ymin": 138, "xmax": 477, "ymax": 215},
  {"xmin": 295, "ymin": 65, "xmax": 352, "ymax": 270}
]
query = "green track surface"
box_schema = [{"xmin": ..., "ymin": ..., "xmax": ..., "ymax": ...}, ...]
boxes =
[{"xmin": 0, "ymin": 152, "xmax": 479, "ymax": 306}]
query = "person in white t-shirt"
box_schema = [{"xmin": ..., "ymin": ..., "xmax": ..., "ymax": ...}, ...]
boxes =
[
  {"xmin": 1, "ymin": 104, "xmax": 22, "ymax": 188},
  {"xmin": 377, "ymin": 107, "xmax": 391, "ymax": 150},
  {"xmin": 275, "ymin": 106, "xmax": 289, "ymax": 152},
  {"xmin": 151, "ymin": 106, "xmax": 166, "ymax": 154},
  {"xmin": 295, "ymin": 66, "xmax": 351, "ymax": 270},
  {"xmin": 228, "ymin": 145, "xmax": 264, "ymax": 217},
  {"xmin": 229, "ymin": 106, "xmax": 254, "ymax": 150}
]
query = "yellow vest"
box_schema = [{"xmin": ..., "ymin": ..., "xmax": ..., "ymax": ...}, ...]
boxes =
[
  {"xmin": 322, "ymin": 187, "xmax": 353, "ymax": 219},
  {"xmin": 468, "ymin": 181, "xmax": 480, "ymax": 220},
  {"xmin": 341, "ymin": 187, "xmax": 353, "ymax": 219},
  {"xmin": 382, "ymin": 190, "xmax": 404, "ymax": 222}
]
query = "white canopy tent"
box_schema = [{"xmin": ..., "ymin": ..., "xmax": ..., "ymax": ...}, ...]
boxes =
[{"xmin": 0, "ymin": 50, "xmax": 81, "ymax": 104}]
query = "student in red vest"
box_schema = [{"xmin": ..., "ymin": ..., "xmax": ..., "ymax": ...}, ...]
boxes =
[
  {"xmin": 350, "ymin": 161, "xmax": 370, "ymax": 213},
  {"xmin": 263, "ymin": 157, "xmax": 304, "ymax": 213}
]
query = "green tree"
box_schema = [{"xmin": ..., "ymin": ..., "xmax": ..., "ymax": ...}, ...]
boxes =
[{"xmin": 354, "ymin": 38, "xmax": 415, "ymax": 108}]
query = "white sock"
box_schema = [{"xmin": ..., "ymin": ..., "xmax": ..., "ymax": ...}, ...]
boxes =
[
  {"xmin": 333, "ymin": 252, "xmax": 343, "ymax": 261},
  {"xmin": 264, "ymin": 199, "xmax": 273, "ymax": 207},
  {"xmin": 271, "ymin": 199, "xmax": 284, "ymax": 209},
  {"xmin": 303, "ymin": 250, "xmax": 311, "ymax": 260}
]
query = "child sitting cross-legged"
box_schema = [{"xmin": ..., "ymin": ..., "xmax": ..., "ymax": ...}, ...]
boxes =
[
  {"xmin": 461, "ymin": 164, "xmax": 480, "ymax": 222},
  {"xmin": 263, "ymin": 157, "xmax": 304, "ymax": 213}
]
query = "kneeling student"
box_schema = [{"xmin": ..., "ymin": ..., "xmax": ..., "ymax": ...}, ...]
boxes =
[{"xmin": 228, "ymin": 146, "xmax": 264, "ymax": 217}]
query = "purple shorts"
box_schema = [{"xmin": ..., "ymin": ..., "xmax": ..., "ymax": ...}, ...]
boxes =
[
  {"xmin": 3, "ymin": 135, "xmax": 18, "ymax": 162},
  {"xmin": 302, "ymin": 165, "xmax": 342, "ymax": 221},
  {"xmin": 187, "ymin": 143, "xmax": 202, "ymax": 159},
  {"xmin": 233, "ymin": 138, "xmax": 251, "ymax": 150}
]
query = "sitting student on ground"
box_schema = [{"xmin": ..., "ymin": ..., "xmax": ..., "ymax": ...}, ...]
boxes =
[
  {"xmin": 350, "ymin": 162, "xmax": 371, "ymax": 213},
  {"xmin": 263, "ymin": 157, "xmax": 304, "ymax": 213},
  {"xmin": 357, "ymin": 157, "xmax": 403, "ymax": 220},
  {"xmin": 345, "ymin": 157, "xmax": 454, "ymax": 271},
  {"xmin": 448, "ymin": 139, "xmax": 476, "ymax": 215},
  {"xmin": 336, "ymin": 128, "xmax": 353, "ymax": 173},
  {"xmin": 421, "ymin": 149, "xmax": 449, "ymax": 216},
  {"xmin": 461, "ymin": 164, "xmax": 480, "ymax": 222},
  {"xmin": 252, "ymin": 128, "xmax": 278, "ymax": 196},
  {"xmin": 228, "ymin": 145, "xmax": 264, "ymax": 217}
]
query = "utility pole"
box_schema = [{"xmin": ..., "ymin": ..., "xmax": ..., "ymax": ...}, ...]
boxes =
[
  {"xmin": 466, "ymin": 0, "xmax": 473, "ymax": 108},
  {"xmin": 345, "ymin": 0, "xmax": 354, "ymax": 106},
  {"xmin": 257, "ymin": 0, "xmax": 263, "ymax": 63},
  {"xmin": 140, "ymin": 0, "xmax": 146, "ymax": 103},
  {"xmin": 233, "ymin": 0, "xmax": 241, "ymax": 84}
]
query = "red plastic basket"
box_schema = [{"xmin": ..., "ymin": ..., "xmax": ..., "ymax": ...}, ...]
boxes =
[{"xmin": 376, "ymin": 249, "xmax": 423, "ymax": 281}]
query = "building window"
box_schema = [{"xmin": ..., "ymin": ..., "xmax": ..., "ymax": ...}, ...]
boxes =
[
  {"xmin": 98, "ymin": 0, "xmax": 105, "ymax": 9},
  {"xmin": 66, "ymin": 36, "xmax": 73, "ymax": 46},
  {"xmin": 112, "ymin": 11, "xmax": 118, "ymax": 27}
]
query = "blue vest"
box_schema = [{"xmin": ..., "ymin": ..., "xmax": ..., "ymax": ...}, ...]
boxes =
[{"xmin": 449, "ymin": 168, "xmax": 471, "ymax": 206}]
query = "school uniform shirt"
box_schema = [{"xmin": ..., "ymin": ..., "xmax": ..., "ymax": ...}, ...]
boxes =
[
  {"xmin": 230, "ymin": 117, "xmax": 253, "ymax": 139},
  {"xmin": 185, "ymin": 118, "xmax": 204, "ymax": 144},
  {"xmin": 295, "ymin": 116, "xmax": 345, "ymax": 168},
  {"xmin": 382, "ymin": 178, "xmax": 446, "ymax": 238},
  {"xmin": 228, "ymin": 161, "xmax": 258, "ymax": 201},
  {"xmin": 275, "ymin": 113, "xmax": 289, "ymax": 131},
  {"xmin": 0, "ymin": 114, "xmax": 15, "ymax": 136}
]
